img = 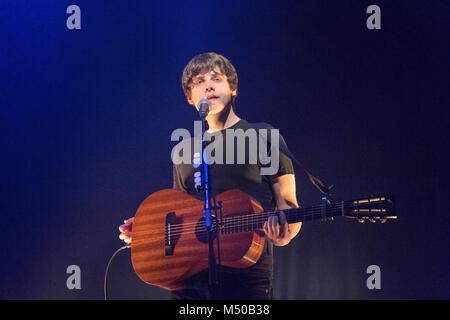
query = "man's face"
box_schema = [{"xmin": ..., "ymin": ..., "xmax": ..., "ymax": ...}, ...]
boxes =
[{"xmin": 187, "ymin": 67, "xmax": 237, "ymax": 115}]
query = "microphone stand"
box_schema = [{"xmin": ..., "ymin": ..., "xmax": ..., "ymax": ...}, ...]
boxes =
[{"xmin": 198, "ymin": 100, "xmax": 219, "ymax": 299}]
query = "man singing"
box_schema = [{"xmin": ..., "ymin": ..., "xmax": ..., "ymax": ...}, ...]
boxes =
[{"xmin": 119, "ymin": 52, "xmax": 302, "ymax": 299}]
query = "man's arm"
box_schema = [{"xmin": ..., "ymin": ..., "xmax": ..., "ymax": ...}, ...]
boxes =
[{"xmin": 264, "ymin": 174, "xmax": 302, "ymax": 246}]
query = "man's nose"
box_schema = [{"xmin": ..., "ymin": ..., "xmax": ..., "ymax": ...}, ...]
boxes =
[{"xmin": 205, "ymin": 80, "xmax": 215, "ymax": 92}]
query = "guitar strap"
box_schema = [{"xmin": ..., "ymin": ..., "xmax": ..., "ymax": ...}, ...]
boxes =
[{"xmin": 251, "ymin": 122, "xmax": 334, "ymax": 196}]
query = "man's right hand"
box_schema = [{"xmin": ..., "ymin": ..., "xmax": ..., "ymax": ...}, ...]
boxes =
[{"xmin": 119, "ymin": 217, "xmax": 134, "ymax": 245}]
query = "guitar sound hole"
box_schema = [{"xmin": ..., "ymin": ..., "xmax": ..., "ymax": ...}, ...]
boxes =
[{"xmin": 195, "ymin": 217, "xmax": 218, "ymax": 243}]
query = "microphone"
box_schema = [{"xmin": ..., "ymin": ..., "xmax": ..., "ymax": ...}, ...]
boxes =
[{"xmin": 197, "ymin": 99, "xmax": 211, "ymax": 119}]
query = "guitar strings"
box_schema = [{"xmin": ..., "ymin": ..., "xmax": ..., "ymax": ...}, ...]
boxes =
[
  {"xmin": 130, "ymin": 200, "xmax": 390, "ymax": 243},
  {"xmin": 132, "ymin": 203, "xmax": 384, "ymax": 242},
  {"xmin": 131, "ymin": 200, "xmax": 388, "ymax": 239},
  {"xmin": 131, "ymin": 211, "xmax": 330, "ymax": 243},
  {"xmin": 168, "ymin": 199, "xmax": 388, "ymax": 234},
  {"xmin": 162, "ymin": 213, "xmax": 338, "ymax": 240},
  {"xmin": 131, "ymin": 209, "xmax": 332, "ymax": 239},
  {"xmin": 152, "ymin": 204, "xmax": 349, "ymax": 238},
  {"xmin": 166, "ymin": 202, "xmax": 346, "ymax": 232}
]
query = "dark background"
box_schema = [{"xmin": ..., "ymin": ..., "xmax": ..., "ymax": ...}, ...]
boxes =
[{"xmin": 0, "ymin": 0, "xmax": 448, "ymax": 299}]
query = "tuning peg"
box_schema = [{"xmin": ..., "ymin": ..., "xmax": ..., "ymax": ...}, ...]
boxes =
[
  {"xmin": 369, "ymin": 219, "xmax": 376, "ymax": 223},
  {"xmin": 357, "ymin": 218, "xmax": 365, "ymax": 223},
  {"xmin": 381, "ymin": 219, "xmax": 387, "ymax": 223}
]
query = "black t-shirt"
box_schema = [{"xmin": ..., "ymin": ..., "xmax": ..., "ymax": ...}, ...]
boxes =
[{"xmin": 172, "ymin": 119, "xmax": 294, "ymax": 282}]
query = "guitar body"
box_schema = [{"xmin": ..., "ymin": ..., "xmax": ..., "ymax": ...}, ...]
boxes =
[{"xmin": 131, "ymin": 189, "xmax": 265, "ymax": 291}]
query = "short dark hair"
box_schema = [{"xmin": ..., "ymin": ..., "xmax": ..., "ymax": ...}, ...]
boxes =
[{"xmin": 181, "ymin": 52, "xmax": 238, "ymax": 102}]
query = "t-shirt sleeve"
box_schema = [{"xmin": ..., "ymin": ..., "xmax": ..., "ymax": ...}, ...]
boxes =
[{"xmin": 268, "ymin": 133, "xmax": 295, "ymax": 183}]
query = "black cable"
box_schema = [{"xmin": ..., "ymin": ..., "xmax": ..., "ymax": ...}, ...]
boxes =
[{"xmin": 104, "ymin": 245, "xmax": 131, "ymax": 300}]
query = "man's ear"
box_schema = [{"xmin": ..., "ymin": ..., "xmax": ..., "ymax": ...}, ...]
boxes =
[{"xmin": 231, "ymin": 89, "xmax": 237, "ymax": 97}]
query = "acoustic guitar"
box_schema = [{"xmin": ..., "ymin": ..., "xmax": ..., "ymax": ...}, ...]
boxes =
[{"xmin": 131, "ymin": 189, "xmax": 395, "ymax": 291}]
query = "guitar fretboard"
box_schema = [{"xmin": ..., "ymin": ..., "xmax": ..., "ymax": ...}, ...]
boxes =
[{"xmin": 220, "ymin": 202, "xmax": 346, "ymax": 234}]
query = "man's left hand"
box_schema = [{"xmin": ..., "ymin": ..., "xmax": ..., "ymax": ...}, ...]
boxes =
[{"xmin": 263, "ymin": 211, "xmax": 292, "ymax": 246}]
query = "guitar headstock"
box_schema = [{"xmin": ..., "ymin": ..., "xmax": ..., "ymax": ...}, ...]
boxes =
[{"xmin": 344, "ymin": 195, "xmax": 396, "ymax": 223}]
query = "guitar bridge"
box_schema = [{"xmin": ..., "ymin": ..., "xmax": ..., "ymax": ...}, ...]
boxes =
[{"xmin": 165, "ymin": 212, "xmax": 180, "ymax": 256}]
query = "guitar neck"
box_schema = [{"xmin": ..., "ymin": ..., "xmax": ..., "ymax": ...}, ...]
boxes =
[{"xmin": 221, "ymin": 201, "xmax": 345, "ymax": 234}]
